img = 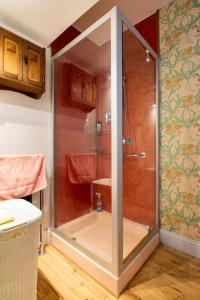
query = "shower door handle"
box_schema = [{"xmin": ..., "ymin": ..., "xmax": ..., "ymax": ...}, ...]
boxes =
[{"xmin": 126, "ymin": 152, "xmax": 146, "ymax": 158}]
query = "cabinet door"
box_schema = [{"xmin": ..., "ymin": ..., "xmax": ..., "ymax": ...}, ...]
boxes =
[
  {"xmin": 92, "ymin": 79, "xmax": 96, "ymax": 107},
  {"xmin": 0, "ymin": 28, "xmax": 23, "ymax": 80},
  {"xmin": 64, "ymin": 63, "xmax": 96, "ymax": 112},
  {"xmin": 82, "ymin": 74, "xmax": 93, "ymax": 105},
  {"xmin": 71, "ymin": 65, "xmax": 82, "ymax": 101},
  {"xmin": 23, "ymin": 41, "xmax": 45, "ymax": 88}
]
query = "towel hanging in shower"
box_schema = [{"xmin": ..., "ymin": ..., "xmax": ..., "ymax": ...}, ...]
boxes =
[{"xmin": 66, "ymin": 153, "xmax": 96, "ymax": 184}]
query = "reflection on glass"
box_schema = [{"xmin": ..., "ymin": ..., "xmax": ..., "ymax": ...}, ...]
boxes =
[
  {"xmin": 54, "ymin": 20, "xmax": 113, "ymax": 264},
  {"xmin": 122, "ymin": 23, "xmax": 157, "ymax": 261}
]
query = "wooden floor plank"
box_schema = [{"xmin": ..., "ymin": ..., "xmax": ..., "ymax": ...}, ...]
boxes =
[
  {"xmin": 48, "ymin": 245, "xmax": 116, "ymax": 300},
  {"xmin": 43, "ymin": 250, "xmax": 103, "ymax": 300},
  {"xmin": 38, "ymin": 257, "xmax": 81, "ymax": 300},
  {"xmin": 37, "ymin": 244, "xmax": 200, "ymax": 300},
  {"xmin": 37, "ymin": 271, "xmax": 62, "ymax": 300}
]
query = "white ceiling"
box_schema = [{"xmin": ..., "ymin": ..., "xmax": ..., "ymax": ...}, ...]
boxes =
[
  {"xmin": 0, "ymin": 0, "xmax": 172, "ymax": 48},
  {"xmin": 0, "ymin": 0, "xmax": 99, "ymax": 46}
]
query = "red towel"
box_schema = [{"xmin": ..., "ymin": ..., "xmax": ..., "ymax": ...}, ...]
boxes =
[
  {"xmin": 0, "ymin": 154, "xmax": 47, "ymax": 200},
  {"xmin": 66, "ymin": 153, "xmax": 96, "ymax": 184}
]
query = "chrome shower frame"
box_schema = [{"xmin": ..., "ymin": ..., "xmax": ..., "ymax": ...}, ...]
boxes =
[{"xmin": 50, "ymin": 6, "xmax": 159, "ymax": 281}]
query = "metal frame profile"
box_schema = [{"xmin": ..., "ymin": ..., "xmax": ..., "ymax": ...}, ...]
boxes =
[{"xmin": 50, "ymin": 6, "xmax": 159, "ymax": 278}]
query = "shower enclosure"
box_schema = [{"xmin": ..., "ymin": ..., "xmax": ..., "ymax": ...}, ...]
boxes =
[{"xmin": 50, "ymin": 7, "xmax": 159, "ymax": 296}]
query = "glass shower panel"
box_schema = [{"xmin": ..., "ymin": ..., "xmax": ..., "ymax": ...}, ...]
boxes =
[
  {"xmin": 122, "ymin": 23, "xmax": 157, "ymax": 261},
  {"xmin": 54, "ymin": 19, "xmax": 113, "ymax": 265}
]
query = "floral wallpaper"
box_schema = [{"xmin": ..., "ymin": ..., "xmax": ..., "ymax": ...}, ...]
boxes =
[{"xmin": 159, "ymin": 0, "xmax": 200, "ymax": 241}]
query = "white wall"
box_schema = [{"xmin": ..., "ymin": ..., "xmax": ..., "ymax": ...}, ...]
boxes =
[{"xmin": 0, "ymin": 27, "xmax": 52, "ymax": 231}]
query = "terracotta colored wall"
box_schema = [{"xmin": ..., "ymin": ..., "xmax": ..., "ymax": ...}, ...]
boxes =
[
  {"xmin": 93, "ymin": 70, "xmax": 112, "ymax": 214},
  {"xmin": 93, "ymin": 30, "xmax": 157, "ymax": 227},
  {"xmin": 51, "ymin": 26, "xmax": 80, "ymax": 56},
  {"xmin": 135, "ymin": 13, "xmax": 158, "ymax": 53},
  {"xmin": 122, "ymin": 29, "xmax": 156, "ymax": 226},
  {"xmin": 54, "ymin": 61, "xmax": 96, "ymax": 226},
  {"xmin": 96, "ymin": 71, "xmax": 111, "ymax": 179}
]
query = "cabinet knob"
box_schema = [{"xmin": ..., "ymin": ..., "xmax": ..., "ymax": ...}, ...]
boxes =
[{"xmin": 24, "ymin": 56, "xmax": 28, "ymax": 65}]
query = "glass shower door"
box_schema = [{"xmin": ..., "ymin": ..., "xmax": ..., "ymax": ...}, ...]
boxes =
[
  {"xmin": 54, "ymin": 18, "xmax": 114, "ymax": 268},
  {"xmin": 122, "ymin": 23, "xmax": 157, "ymax": 262}
]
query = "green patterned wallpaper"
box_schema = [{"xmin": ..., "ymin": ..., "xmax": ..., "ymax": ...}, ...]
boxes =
[{"xmin": 159, "ymin": 0, "xmax": 200, "ymax": 241}]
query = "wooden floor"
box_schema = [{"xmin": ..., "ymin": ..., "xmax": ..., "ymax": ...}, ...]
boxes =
[{"xmin": 37, "ymin": 244, "xmax": 200, "ymax": 300}]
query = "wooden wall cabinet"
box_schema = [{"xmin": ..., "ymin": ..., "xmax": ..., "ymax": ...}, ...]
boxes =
[
  {"xmin": 63, "ymin": 63, "xmax": 96, "ymax": 112},
  {"xmin": 0, "ymin": 27, "xmax": 45, "ymax": 99}
]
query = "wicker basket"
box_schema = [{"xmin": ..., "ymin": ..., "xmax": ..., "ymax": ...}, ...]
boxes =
[{"xmin": 0, "ymin": 199, "xmax": 41, "ymax": 300}]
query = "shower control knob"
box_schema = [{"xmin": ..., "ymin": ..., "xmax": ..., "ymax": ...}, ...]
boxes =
[{"xmin": 123, "ymin": 138, "xmax": 134, "ymax": 145}]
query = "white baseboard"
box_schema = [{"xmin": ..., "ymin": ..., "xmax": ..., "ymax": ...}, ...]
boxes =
[{"xmin": 160, "ymin": 229, "xmax": 200, "ymax": 259}]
